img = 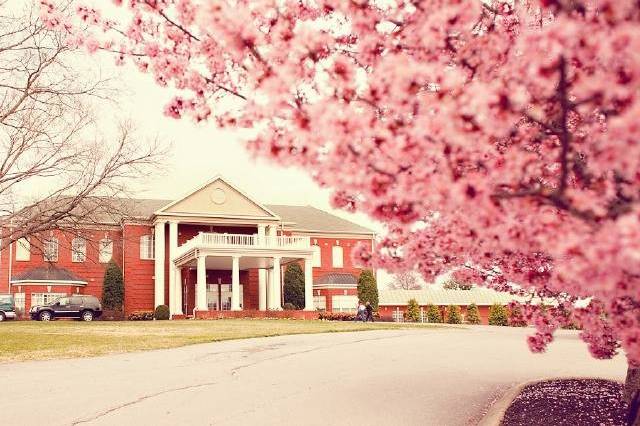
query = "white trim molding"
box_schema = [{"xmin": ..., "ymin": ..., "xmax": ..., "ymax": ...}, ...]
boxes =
[{"xmin": 10, "ymin": 279, "xmax": 87, "ymax": 286}]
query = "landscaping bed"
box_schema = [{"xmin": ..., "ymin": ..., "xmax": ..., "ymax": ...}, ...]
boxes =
[{"xmin": 502, "ymin": 378, "xmax": 626, "ymax": 426}]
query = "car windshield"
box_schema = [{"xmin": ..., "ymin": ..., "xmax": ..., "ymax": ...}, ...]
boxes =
[{"xmin": 0, "ymin": 295, "xmax": 13, "ymax": 304}]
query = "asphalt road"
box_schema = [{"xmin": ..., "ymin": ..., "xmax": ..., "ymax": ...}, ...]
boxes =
[{"xmin": 0, "ymin": 326, "xmax": 626, "ymax": 425}]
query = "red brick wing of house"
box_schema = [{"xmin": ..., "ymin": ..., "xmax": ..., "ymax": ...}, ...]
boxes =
[
  {"xmin": 0, "ymin": 176, "xmax": 375, "ymax": 318},
  {"xmin": 378, "ymin": 288, "xmax": 520, "ymax": 324}
]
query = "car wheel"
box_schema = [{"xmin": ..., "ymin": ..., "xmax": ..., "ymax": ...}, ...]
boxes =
[
  {"xmin": 39, "ymin": 311, "xmax": 52, "ymax": 321},
  {"xmin": 81, "ymin": 310, "xmax": 94, "ymax": 322},
  {"xmin": 0, "ymin": 312, "xmax": 5, "ymax": 322}
]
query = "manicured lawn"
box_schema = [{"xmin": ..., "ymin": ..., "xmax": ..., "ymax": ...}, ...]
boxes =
[{"xmin": 0, "ymin": 319, "xmax": 440, "ymax": 363}]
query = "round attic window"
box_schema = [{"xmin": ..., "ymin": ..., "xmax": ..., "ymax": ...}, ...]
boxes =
[{"xmin": 210, "ymin": 188, "xmax": 226, "ymax": 205}]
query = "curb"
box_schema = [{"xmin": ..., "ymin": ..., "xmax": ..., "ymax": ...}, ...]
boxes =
[
  {"xmin": 477, "ymin": 380, "xmax": 535, "ymax": 426},
  {"xmin": 478, "ymin": 376, "xmax": 626, "ymax": 426}
]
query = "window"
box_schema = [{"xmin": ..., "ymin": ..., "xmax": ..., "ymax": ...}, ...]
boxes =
[
  {"xmin": 140, "ymin": 235, "xmax": 154, "ymax": 260},
  {"xmin": 99, "ymin": 238, "xmax": 113, "ymax": 263},
  {"xmin": 332, "ymin": 245, "xmax": 344, "ymax": 268},
  {"xmin": 313, "ymin": 295, "xmax": 326, "ymax": 311},
  {"xmin": 312, "ymin": 245, "xmax": 321, "ymax": 267},
  {"xmin": 71, "ymin": 238, "xmax": 86, "ymax": 262},
  {"xmin": 15, "ymin": 238, "xmax": 30, "ymax": 261},
  {"xmin": 332, "ymin": 295, "xmax": 357, "ymax": 313},
  {"xmin": 43, "ymin": 237, "xmax": 59, "ymax": 262},
  {"xmin": 14, "ymin": 293, "xmax": 25, "ymax": 313},
  {"xmin": 31, "ymin": 292, "xmax": 66, "ymax": 306}
]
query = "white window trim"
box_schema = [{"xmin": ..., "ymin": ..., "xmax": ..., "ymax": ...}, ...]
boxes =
[
  {"xmin": 44, "ymin": 237, "xmax": 59, "ymax": 262},
  {"xmin": 99, "ymin": 238, "xmax": 113, "ymax": 263},
  {"xmin": 140, "ymin": 235, "xmax": 154, "ymax": 260},
  {"xmin": 332, "ymin": 245, "xmax": 344, "ymax": 268},
  {"xmin": 31, "ymin": 292, "xmax": 66, "ymax": 306},
  {"xmin": 313, "ymin": 295, "xmax": 326, "ymax": 310},
  {"xmin": 15, "ymin": 238, "xmax": 30, "ymax": 261},
  {"xmin": 312, "ymin": 245, "xmax": 321, "ymax": 268},
  {"xmin": 71, "ymin": 237, "xmax": 87, "ymax": 263},
  {"xmin": 332, "ymin": 295, "xmax": 357, "ymax": 313}
]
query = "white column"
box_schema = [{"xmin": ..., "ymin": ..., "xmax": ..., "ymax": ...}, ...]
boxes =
[
  {"xmin": 168, "ymin": 221, "xmax": 178, "ymax": 314},
  {"xmin": 154, "ymin": 221, "xmax": 165, "ymax": 308},
  {"xmin": 271, "ymin": 256, "xmax": 282, "ymax": 310},
  {"xmin": 258, "ymin": 268, "xmax": 267, "ymax": 311},
  {"xmin": 304, "ymin": 257, "xmax": 314, "ymax": 311},
  {"xmin": 231, "ymin": 256, "xmax": 241, "ymax": 311},
  {"xmin": 265, "ymin": 268, "xmax": 273, "ymax": 309},
  {"xmin": 174, "ymin": 267, "xmax": 183, "ymax": 315},
  {"xmin": 257, "ymin": 224, "xmax": 266, "ymax": 246},
  {"xmin": 196, "ymin": 255, "xmax": 207, "ymax": 311},
  {"xmin": 267, "ymin": 225, "xmax": 277, "ymax": 247}
]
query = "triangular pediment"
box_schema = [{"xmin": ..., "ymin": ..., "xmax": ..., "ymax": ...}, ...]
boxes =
[{"xmin": 155, "ymin": 176, "xmax": 279, "ymax": 219}]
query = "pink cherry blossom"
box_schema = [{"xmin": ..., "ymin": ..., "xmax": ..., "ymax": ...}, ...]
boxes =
[{"xmin": 41, "ymin": 0, "xmax": 640, "ymax": 364}]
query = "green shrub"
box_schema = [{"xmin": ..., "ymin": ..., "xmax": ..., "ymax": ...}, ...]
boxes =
[
  {"xmin": 466, "ymin": 303, "xmax": 481, "ymax": 324},
  {"xmin": 357, "ymin": 270, "xmax": 379, "ymax": 311},
  {"xmin": 508, "ymin": 305, "xmax": 528, "ymax": 327},
  {"xmin": 102, "ymin": 260, "xmax": 124, "ymax": 310},
  {"xmin": 426, "ymin": 304, "xmax": 443, "ymax": 323},
  {"xmin": 154, "ymin": 304, "xmax": 170, "ymax": 320},
  {"xmin": 405, "ymin": 298, "xmax": 420, "ymax": 322},
  {"xmin": 488, "ymin": 304, "xmax": 509, "ymax": 326},
  {"xmin": 128, "ymin": 311, "xmax": 154, "ymax": 321},
  {"xmin": 446, "ymin": 305, "xmax": 463, "ymax": 324},
  {"xmin": 283, "ymin": 302, "xmax": 297, "ymax": 310},
  {"xmin": 283, "ymin": 263, "xmax": 305, "ymax": 309}
]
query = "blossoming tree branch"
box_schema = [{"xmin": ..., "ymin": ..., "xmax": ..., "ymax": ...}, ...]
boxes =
[{"xmin": 41, "ymin": 0, "xmax": 640, "ymax": 368}]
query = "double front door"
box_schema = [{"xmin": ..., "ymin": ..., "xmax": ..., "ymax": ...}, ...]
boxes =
[
  {"xmin": 207, "ymin": 283, "xmax": 243, "ymax": 310},
  {"xmin": 182, "ymin": 281, "xmax": 244, "ymax": 313}
]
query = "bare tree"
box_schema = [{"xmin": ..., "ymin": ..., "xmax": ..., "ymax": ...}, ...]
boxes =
[
  {"xmin": 0, "ymin": 1, "xmax": 163, "ymax": 251},
  {"xmin": 388, "ymin": 271, "xmax": 422, "ymax": 290}
]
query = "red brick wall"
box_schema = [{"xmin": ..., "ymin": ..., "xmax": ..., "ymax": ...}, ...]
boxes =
[
  {"xmin": 0, "ymin": 228, "xmax": 122, "ymax": 306},
  {"xmin": 308, "ymin": 237, "xmax": 371, "ymax": 280},
  {"xmin": 122, "ymin": 223, "xmax": 155, "ymax": 314},
  {"xmin": 244, "ymin": 268, "xmax": 259, "ymax": 310}
]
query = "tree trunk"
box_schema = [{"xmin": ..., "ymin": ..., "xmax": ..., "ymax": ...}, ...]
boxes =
[{"xmin": 625, "ymin": 365, "xmax": 640, "ymax": 425}]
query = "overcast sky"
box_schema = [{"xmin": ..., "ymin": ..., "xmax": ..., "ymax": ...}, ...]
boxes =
[{"xmin": 111, "ymin": 63, "xmax": 381, "ymax": 226}]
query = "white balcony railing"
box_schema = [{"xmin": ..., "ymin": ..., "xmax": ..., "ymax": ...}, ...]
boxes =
[{"xmin": 174, "ymin": 232, "xmax": 311, "ymax": 259}]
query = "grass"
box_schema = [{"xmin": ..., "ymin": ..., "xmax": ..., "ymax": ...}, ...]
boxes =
[{"xmin": 0, "ymin": 319, "xmax": 441, "ymax": 363}]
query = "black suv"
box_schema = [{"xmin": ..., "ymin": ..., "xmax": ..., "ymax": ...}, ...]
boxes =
[{"xmin": 30, "ymin": 295, "xmax": 102, "ymax": 321}]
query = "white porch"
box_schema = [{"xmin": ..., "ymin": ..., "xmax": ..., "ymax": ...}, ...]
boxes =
[{"xmin": 154, "ymin": 227, "xmax": 314, "ymax": 316}]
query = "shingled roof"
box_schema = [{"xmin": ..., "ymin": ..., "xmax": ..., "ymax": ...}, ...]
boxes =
[
  {"xmin": 11, "ymin": 266, "xmax": 87, "ymax": 284},
  {"xmin": 315, "ymin": 273, "xmax": 359, "ymax": 285},
  {"xmin": 266, "ymin": 205, "xmax": 374, "ymax": 234},
  {"xmin": 379, "ymin": 287, "xmax": 521, "ymax": 307},
  {"xmin": 27, "ymin": 197, "xmax": 375, "ymax": 235}
]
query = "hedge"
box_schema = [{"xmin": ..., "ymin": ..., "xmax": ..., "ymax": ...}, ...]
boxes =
[{"xmin": 488, "ymin": 304, "xmax": 509, "ymax": 326}]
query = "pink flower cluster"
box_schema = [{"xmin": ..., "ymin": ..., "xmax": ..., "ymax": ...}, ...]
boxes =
[{"xmin": 42, "ymin": 0, "xmax": 640, "ymax": 363}]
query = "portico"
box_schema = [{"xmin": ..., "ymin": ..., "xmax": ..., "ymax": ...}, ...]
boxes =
[{"xmin": 150, "ymin": 176, "xmax": 315, "ymax": 317}]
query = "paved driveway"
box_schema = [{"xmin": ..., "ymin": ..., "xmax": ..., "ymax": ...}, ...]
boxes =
[{"xmin": 0, "ymin": 326, "xmax": 626, "ymax": 425}]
